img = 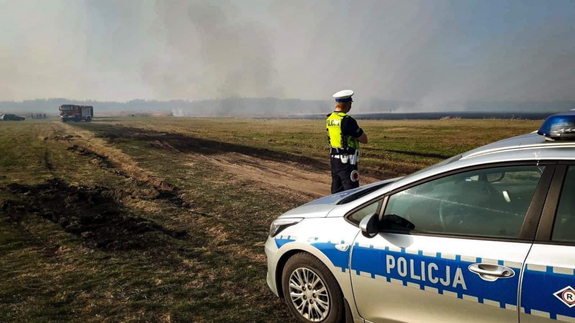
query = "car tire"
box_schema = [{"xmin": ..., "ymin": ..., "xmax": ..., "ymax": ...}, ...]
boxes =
[{"xmin": 282, "ymin": 252, "xmax": 345, "ymax": 323}]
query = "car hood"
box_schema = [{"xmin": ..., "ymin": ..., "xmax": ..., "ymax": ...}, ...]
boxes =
[
  {"xmin": 278, "ymin": 203, "xmax": 337, "ymax": 219},
  {"xmin": 279, "ymin": 178, "xmax": 400, "ymax": 219}
]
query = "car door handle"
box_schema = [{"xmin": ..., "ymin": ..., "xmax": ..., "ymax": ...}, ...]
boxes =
[{"xmin": 468, "ymin": 263, "xmax": 515, "ymax": 282}]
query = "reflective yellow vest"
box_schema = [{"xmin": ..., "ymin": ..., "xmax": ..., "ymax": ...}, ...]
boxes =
[{"xmin": 326, "ymin": 112, "xmax": 360, "ymax": 151}]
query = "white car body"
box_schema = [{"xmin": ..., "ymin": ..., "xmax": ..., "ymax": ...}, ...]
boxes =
[{"xmin": 266, "ymin": 128, "xmax": 575, "ymax": 323}]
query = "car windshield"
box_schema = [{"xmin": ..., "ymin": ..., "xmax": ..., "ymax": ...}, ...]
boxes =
[{"xmin": 337, "ymin": 181, "xmax": 397, "ymax": 204}]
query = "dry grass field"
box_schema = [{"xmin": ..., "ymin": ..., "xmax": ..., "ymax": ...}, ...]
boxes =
[{"xmin": 0, "ymin": 117, "xmax": 541, "ymax": 322}]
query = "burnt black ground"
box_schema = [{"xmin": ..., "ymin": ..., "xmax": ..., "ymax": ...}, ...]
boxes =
[{"xmin": 1, "ymin": 179, "xmax": 186, "ymax": 250}]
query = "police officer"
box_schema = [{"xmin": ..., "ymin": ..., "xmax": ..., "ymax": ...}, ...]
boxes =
[{"xmin": 326, "ymin": 90, "xmax": 368, "ymax": 193}]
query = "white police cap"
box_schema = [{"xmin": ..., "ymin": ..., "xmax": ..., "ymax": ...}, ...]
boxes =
[{"xmin": 333, "ymin": 89, "xmax": 354, "ymax": 102}]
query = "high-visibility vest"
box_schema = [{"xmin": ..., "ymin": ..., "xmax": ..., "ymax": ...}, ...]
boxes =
[{"xmin": 326, "ymin": 112, "xmax": 360, "ymax": 151}]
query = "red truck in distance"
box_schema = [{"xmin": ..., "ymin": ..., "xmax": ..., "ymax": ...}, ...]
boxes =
[{"xmin": 59, "ymin": 105, "xmax": 94, "ymax": 122}]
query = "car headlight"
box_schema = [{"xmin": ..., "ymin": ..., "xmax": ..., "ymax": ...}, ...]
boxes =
[{"xmin": 269, "ymin": 218, "xmax": 303, "ymax": 237}]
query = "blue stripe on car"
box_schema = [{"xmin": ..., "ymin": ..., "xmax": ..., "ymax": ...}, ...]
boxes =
[
  {"xmin": 274, "ymin": 238, "xmax": 575, "ymax": 321},
  {"xmin": 521, "ymin": 265, "xmax": 575, "ymax": 320},
  {"xmin": 350, "ymin": 244, "xmax": 518, "ymax": 308}
]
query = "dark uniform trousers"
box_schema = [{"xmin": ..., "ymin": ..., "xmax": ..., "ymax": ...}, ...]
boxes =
[{"xmin": 330, "ymin": 157, "xmax": 359, "ymax": 194}]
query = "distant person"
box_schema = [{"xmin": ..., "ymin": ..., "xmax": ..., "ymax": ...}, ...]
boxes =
[
  {"xmin": 326, "ymin": 89, "xmax": 368, "ymax": 194},
  {"xmin": 43, "ymin": 113, "xmax": 46, "ymax": 119}
]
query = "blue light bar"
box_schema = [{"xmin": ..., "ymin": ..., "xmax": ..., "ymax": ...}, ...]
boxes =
[{"xmin": 538, "ymin": 111, "xmax": 575, "ymax": 140}]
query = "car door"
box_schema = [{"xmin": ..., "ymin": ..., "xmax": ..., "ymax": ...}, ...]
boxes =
[
  {"xmin": 521, "ymin": 163, "xmax": 575, "ymax": 323},
  {"xmin": 349, "ymin": 163, "xmax": 555, "ymax": 323}
]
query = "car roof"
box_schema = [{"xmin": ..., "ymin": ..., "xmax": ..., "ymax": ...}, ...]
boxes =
[
  {"xmin": 361, "ymin": 132, "xmax": 575, "ymax": 200},
  {"xmin": 461, "ymin": 132, "xmax": 575, "ymax": 161}
]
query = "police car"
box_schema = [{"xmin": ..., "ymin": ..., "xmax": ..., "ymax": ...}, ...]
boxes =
[{"xmin": 265, "ymin": 111, "xmax": 575, "ymax": 323}]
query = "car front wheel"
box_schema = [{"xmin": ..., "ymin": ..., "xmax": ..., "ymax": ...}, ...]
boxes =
[{"xmin": 282, "ymin": 253, "xmax": 345, "ymax": 323}]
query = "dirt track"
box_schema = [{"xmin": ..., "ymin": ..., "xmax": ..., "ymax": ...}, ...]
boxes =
[
  {"xmin": 191, "ymin": 151, "xmax": 379, "ymax": 198},
  {"xmin": 57, "ymin": 122, "xmax": 378, "ymax": 199}
]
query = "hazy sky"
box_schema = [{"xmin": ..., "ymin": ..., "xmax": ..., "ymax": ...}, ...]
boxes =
[{"xmin": 1, "ymin": 0, "xmax": 574, "ymax": 103}]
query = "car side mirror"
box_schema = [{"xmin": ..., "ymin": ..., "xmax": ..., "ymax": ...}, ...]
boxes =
[
  {"xmin": 359, "ymin": 213, "xmax": 379, "ymax": 238},
  {"xmin": 487, "ymin": 172, "xmax": 505, "ymax": 183}
]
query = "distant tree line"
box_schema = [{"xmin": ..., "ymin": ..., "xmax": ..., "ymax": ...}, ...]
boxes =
[{"xmin": 0, "ymin": 98, "xmax": 572, "ymax": 117}]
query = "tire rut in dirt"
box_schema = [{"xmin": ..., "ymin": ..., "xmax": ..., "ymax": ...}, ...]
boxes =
[
  {"xmin": 83, "ymin": 123, "xmax": 329, "ymax": 172},
  {"xmin": 0, "ymin": 179, "xmax": 186, "ymax": 250},
  {"xmin": 67, "ymin": 144, "xmax": 117, "ymax": 170},
  {"xmin": 66, "ymin": 144, "xmax": 185, "ymax": 206}
]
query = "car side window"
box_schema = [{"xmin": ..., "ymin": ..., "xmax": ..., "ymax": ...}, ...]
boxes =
[
  {"xmin": 382, "ymin": 165, "xmax": 545, "ymax": 239},
  {"xmin": 348, "ymin": 200, "xmax": 382, "ymax": 224},
  {"xmin": 552, "ymin": 167, "xmax": 575, "ymax": 243}
]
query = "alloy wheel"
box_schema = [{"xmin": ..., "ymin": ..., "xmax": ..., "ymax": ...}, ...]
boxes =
[{"xmin": 288, "ymin": 267, "xmax": 330, "ymax": 322}]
